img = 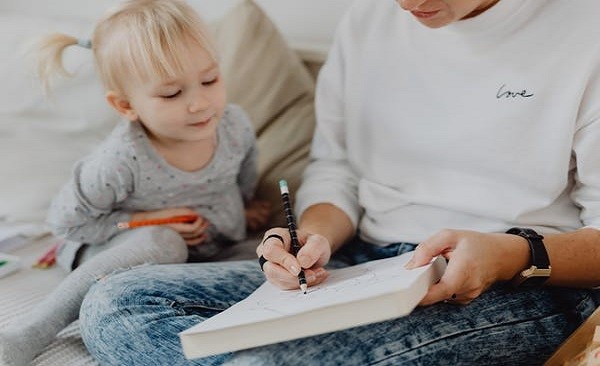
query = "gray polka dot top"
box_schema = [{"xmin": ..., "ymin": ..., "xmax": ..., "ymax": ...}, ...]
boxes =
[{"xmin": 47, "ymin": 104, "xmax": 257, "ymax": 259}]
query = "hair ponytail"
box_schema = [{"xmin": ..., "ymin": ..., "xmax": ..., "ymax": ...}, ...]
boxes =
[{"xmin": 36, "ymin": 33, "xmax": 79, "ymax": 93}]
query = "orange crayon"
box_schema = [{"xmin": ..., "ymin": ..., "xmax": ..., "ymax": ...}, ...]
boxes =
[{"xmin": 116, "ymin": 214, "xmax": 198, "ymax": 229}]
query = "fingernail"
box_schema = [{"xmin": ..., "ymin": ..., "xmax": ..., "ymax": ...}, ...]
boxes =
[
  {"xmin": 290, "ymin": 265, "xmax": 300, "ymax": 275},
  {"xmin": 307, "ymin": 275, "xmax": 316, "ymax": 282},
  {"xmin": 315, "ymin": 268, "xmax": 326, "ymax": 277}
]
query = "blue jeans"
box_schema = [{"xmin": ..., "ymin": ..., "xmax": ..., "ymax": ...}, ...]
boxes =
[{"xmin": 79, "ymin": 238, "xmax": 599, "ymax": 365}]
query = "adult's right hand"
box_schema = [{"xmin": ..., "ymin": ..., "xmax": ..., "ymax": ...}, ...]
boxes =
[{"xmin": 256, "ymin": 228, "xmax": 331, "ymax": 290}]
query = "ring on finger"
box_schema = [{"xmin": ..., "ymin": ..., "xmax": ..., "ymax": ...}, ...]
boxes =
[
  {"xmin": 262, "ymin": 233, "xmax": 284, "ymax": 246},
  {"xmin": 258, "ymin": 255, "xmax": 268, "ymax": 271},
  {"xmin": 443, "ymin": 293, "xmax": 457, "ymax": 303}
]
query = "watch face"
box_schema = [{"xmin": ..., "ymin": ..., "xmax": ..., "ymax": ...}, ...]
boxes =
[
  {"xmin": 508, "ymin": 228, "xmax": 544, "ymax": 240},
  {"xmin": 507, "ymin": 227, "xmax": 526, "ymax": 236},
  {"xmin": 523, "ymin": 230, "xmax": 544, "ymax": 240}
]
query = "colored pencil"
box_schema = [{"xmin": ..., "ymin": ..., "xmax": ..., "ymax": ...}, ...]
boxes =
[{"xmin": 117, "ymin": 214, "xmax": 198, "ymax": 229}]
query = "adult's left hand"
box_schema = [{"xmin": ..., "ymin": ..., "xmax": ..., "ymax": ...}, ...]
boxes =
[{"xmin": 405, "ymin": 229, "xmax": 529, "ymax": 305}]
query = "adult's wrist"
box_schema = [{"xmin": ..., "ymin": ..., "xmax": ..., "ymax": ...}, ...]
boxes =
[
  {"xmin": 299, "ymin": 203, "xmax": 354, "ymax": 253},
  {"xmin": 497, "ymin": 233, "xmax": 531, "ymax": 282}
]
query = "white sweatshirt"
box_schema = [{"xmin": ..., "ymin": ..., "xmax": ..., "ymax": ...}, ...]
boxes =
[{"xmin": 296, "ymin": 0, "xmax": 600, "ymax": 245}]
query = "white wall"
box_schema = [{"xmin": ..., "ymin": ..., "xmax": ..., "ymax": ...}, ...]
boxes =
[{"xmin": 0, "ymin": 0, "xmax": 353, "ymax": 55}]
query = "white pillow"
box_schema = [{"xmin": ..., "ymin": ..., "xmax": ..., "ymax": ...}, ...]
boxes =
[{"xmin": 0, "ymin": 13, "xmax": 120, "ymax": 223}]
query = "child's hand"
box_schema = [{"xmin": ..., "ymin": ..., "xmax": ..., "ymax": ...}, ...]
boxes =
[
  {"xmin": 169, "ymin": 214, "xmax": 211, "ymax": 246},
  {"xmin": 130, "ymin": 208, "xmax": 210, "ymax": 246},
  {"xmin": 245, "ymin": 199, "xmax": 272, "ymax": 232}
]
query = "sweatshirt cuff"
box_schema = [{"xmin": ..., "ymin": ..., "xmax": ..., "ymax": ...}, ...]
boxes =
[
  {"xmin": 582, "ymin": 225, "xmax": 600, "ymax": 231},
  {"xmin": 295, "ymin": 188, "xmax": 361, "ymax": 229}
]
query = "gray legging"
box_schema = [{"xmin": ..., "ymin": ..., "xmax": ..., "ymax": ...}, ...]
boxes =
[{"xmin": 0, "ymin": 226, "xmax": 188, "ymax": 366}]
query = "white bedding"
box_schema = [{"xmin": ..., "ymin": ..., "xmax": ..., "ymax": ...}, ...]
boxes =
[{"xmin": 0, "ymin": 236, "xmax": 96, "ymax": 365}]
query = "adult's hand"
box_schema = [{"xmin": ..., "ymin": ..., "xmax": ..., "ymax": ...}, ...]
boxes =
[
  {"xmin": 405, "ymin": 229, "xmax": 529, "ymax": 305},
  {"xmin": 256, "ymin": 228, "xmax": 331, "ymax": 290}
]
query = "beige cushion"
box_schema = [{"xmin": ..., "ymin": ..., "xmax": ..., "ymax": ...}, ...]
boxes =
[{"xmin": 214, "ymin": 0, "xmax": 316, "ymax": 226}]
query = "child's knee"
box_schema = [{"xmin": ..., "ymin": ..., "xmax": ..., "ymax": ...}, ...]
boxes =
[{"xmin": 131, "ymin": 226, "xmax": 188, "ymax": 263}]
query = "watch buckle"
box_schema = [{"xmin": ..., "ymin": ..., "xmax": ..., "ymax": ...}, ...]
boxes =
[
  {"xmin": 512, "ymin": 265, "xmax": 552, "ymax": 286},
  {"xmin": 521, "ymin": 265, "xmax": 552, "ymax": 278}
]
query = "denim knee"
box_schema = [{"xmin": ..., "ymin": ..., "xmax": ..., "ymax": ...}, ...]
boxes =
[{"xmin": 79, "ymin": 268, "xmax": 147, "ymax": 359}]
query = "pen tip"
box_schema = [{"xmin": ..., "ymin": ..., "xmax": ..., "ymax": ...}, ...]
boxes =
[{"xmin": 300, "ymin": 283, "xmax": 307, "ymax": 294}]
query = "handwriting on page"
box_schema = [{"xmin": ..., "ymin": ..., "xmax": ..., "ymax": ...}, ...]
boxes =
[
  {"xmin": 238, "ymin": 253, "xmax": 424, "ymax": 317},
  {"xmin": 185, "ymin": 252, "xmax": 442, "ymax": 333},
  {"xmin": 249, "ymin": 267, "xmax": 376, "ymax": 315}
]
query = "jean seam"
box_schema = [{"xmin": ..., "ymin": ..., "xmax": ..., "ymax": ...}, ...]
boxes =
[
  {"xmin": 170, "ymin": 298, "xmax": 236, "ymax": 313},
  {"xmin": 178, "ymin": 304, "xmax": 229, "ymax": 312},
  {"xmin": 94, "ymin": 263, "xmax": 153, "ymax": 282},
  {"xmin": 574, "ymin": 293, "xmax": 597, "ymax": 323}
]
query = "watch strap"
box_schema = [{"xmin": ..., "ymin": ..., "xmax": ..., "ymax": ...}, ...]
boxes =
[
  {"xmin": 522, "ymin": 229, "xmax": 549, "ymax": 269},
  {"xmin": 506, "ymin": 227, "xmax": 551, "ymax": 287}
]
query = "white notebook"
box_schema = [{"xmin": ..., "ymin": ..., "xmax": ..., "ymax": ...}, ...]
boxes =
[{"xmin": 180, "ymin": 251, "xmax": 446, "ymax": 359}]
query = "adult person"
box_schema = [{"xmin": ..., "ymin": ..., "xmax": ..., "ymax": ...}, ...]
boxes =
[{"xmin": 79, "ymin": 0, "xmax": 600, "ymax": 365}]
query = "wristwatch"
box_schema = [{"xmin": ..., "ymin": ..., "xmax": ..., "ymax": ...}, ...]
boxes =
[{"xmin": 505, "ymin": 227, "xmax": 551, "ymax": 287}]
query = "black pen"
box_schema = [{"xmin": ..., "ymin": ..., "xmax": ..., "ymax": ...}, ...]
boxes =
[{"xmin": 279, "ymin": 180, "xmax": 308, "ymax": 294}]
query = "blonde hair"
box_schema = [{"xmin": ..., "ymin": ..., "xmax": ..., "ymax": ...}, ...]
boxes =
[{"xmin": 37, "ymin": 0, "xmax": 217, "ymax": 95}]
